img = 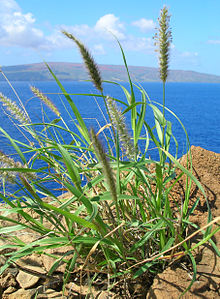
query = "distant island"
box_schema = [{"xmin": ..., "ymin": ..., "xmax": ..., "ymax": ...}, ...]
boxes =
[{"xmin": 1, "ymin": 62, "xmax": 220, "ymax": 83}]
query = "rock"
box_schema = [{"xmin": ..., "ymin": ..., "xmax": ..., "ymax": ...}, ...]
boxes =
[
  {"xmin": 146, "ymin": 146, "xmax": 220, "ymax": 298},
  {"xmin": 0, "ymin": 239, "xmax": 16, "ymax": 255},
  {"xmin": 6, "ymin": 268, "xmax": 19, "ymax": 277},
  {"xmin": 1, "ymin": 271, "xmax": 17, "ymax": 289},
  {"xmin": 6, "ymin": 288, "xmax": 36, "ymax": 299},
  {"xmin": 18, "ymin": 253, "xmax": 44, "ymax": 269},
  {"xmin": 65, "ymin": 282, "xmax": 98, "ymax": 297},
  {"xmin": 97, "ymin": 291, "xmax": 115, "ymax": 298},
  {"xmin": 14, "ymin": 232, "xmax": 39, "ymax": 244},
  {"xmin": 36, "ymin": 288, "xmax": 66, "ymax": 298},
  {"xmin": 177, "ymin": 146, "xmax": 220, "ymax": 218},
  {"xmin": 0, "ymin": 256, "xmax": 7, "ymax": 267},
  {"xmin": 146, "ymin": 266, "xmax": 218, "ymax": 298},
  {"xmin": 42, "ymin": 246, "xmax": 73, "ymax": 273},
  {"xmin": 16, "ymin": 265, "xmax": 46, "ymax": 289},
  {"xmin": 3, "ymin": 286, "xmax": 17, "ymax": 294},
  {"xmin": 0, "ymin": 283, "xmax": 3, "ymax": 299}
]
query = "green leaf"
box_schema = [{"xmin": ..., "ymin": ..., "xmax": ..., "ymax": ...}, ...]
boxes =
[
  {"xmin": 133, "ymin": 262, "xmax": 155, "ymax": 279},
  {"xmin": 0, "ymin": 128, "xmax": 26, "ymax": 163},
  {"xmin": 39, "ymin": 201, "xmax": 98, "ymax": 230},
  {"xmin": 165, "ymin": 121, "xmax": 172, "ymax": 151},
  {"xmin": 0, "ymin": 225, "xmax": 24, "ymax": 234},
  {"xmin": 135, "ymin": 92, "xmax": 147, "ymax": 147},
  {"xmin": 45, "ymin": 62, "xmax": 91, "ymax": 144},
  {"xmin": 130, "ymin": 220, "xmax": 163, "ymax": 252},
  {"xmin": 114, "ymin": 37, "xmax": 137, "ymax": 144},
  {"xmin": 191, "ymin": 226, "xmax": 220, "ymax": 254},
  {"xmin": 149, "ymin": 104, "xmax": 164, "ymax": 144},
  {"xmin": 57, "ymin": 144, "xmax": 82, "ymax": 192},
  {"xmin": 180, "ymin": 252, "xmax": 197, "ymax": 297}
]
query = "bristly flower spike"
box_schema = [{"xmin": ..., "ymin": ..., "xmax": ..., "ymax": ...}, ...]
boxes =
[
  {"xmin": 107, "ymin": 97, "xmax": 135, "ymax": 160},
  {"xmin": 0, "ymin": 151, "xmax": 36, "ymax": 183},
  {"xmin": 31, "ymin": 87, "xmax": 60, "ymax": 117},
  {"xmin": 0, "ymin": 151, "xmax": 17, "ymax": 183},
  {"xmin": 62, "ymin": 31, "xmax": 103, "ymax": 93},
  {"xmin": 0, "ymin": 93, "xmax": 30, "ymax": 125},
  {"xmin": 154, "ymin": 6, "xmax": 172, "ymax": 83},
  {"xmin": 90, "ymin": 128, "xmax": 117, "ymax": 203}
]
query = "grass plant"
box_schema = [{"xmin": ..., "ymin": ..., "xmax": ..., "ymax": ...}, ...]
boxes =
[{"xmin": 0, "ymin": 6, "xmax": 219, "ymax": 298}]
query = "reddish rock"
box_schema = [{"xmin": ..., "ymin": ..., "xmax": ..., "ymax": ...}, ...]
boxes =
[{"xmin": 146, "ymin": 146, "xmax": 220, "ymax": 298}]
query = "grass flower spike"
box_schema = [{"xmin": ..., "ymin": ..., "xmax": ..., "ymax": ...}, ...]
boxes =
[
  {"xmin": 0, "ymin": 151, "xmax": 36, "ymax": 183},
  {"xmin": 154, "ymin": 6, "xmax": 172, "ymax": 149},
  {"xmin": 0, "ymin": 151, "xmax": 17, "ymax": 183},
  {"xmin": 90, "ymin": 128, "xmax": 117, "ymax": 203},
  {"xmin": 154, "ymin": 6, "xmax": 172, "ymax": 83},
  {"xmin": 107, "ymin": 96, "xmax": 135, "ymax": 159},
  {"xmin": 62, "ymin": 31, "xmax": 103, "ymax": 93},
  {"xmin": 31, "ymin": 86, "xmax": 60, "ymax": 117},
  {"xmin": 0, "ymin": 93, "xmax": 29, "ymax": 125}
]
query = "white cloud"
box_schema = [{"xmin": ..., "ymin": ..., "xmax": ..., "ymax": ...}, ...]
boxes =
[
  {"xmin": 170, "ymin": 45, "xmax": 199, "ymax": 68},
  {"xmin": 132, "ymin": 18, "xmax": 155, "ymax": 32},
  {"xmin": 207, "ymin": 40, "xmax": 220, "ymax": 45},
  {"xmin": 50, "ymin": 13, "xmax": 126, "ymax": 49},
  {"xmin": 0, "ymin": 2, "xmax": 156, "ymax": 61},
  {"xmin": 0, "ymin": 0, "xmax": 20, "ymax": 12},
  {"xmin": 92, "ymin": 44, "xmax": 106, "ymax": 55},
  {"xmin": 181, "ymin": 51, "xmax": 198, "ymax": 58},
  {"xmin": 63, "ymin": 24, "xmax": 93, "ymax": 37},
  {"xmin": 59, "ymin": 14, "xmax": 154, "ymax": 54},
  {"xmin": 123, "ymin": 36, "xmax": 154, "ymax": 52},
  {"xmin": 0, "ymin": 0, "xmax": 49, "ymax": 49},
  {"xmin": 95, "ymin": 14, "xmax": 125, "ymax": 40}
]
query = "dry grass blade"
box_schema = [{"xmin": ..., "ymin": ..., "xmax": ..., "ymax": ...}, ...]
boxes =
[
  {"xmin": 127, "ymin": 216, "xmax": 220, "ymax": 270},
  {"xmin": 79, "ymin": 221, "xmax": 125, "ymax": 293}
]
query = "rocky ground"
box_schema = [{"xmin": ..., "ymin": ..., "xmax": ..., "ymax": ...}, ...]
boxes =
[
  {"xmin": 0, "ymin": 146, "xmax": 219, "ymax": 298},
  {"xmin": 147, "ymin": 146, "xmax": 220, "ymax": 299}
]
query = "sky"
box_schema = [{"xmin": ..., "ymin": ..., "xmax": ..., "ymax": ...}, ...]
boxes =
[{"xmin": 1, "ymin": 0, "xmax": 220, "ymax": 75}]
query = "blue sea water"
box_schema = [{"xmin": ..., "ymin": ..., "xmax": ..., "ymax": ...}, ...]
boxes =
[
  {"xmin": 0, "ymin": 80, "xmax": 219, "ymax": 156},
  {"xmin": 0, "ymin": 80, "xmax": 219, "ymax": 198}
]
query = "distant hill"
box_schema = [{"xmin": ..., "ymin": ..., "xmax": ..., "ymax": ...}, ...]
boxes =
[{"xmin": 1, "ymin": 62, "xmax": 220, "ymax": 83}]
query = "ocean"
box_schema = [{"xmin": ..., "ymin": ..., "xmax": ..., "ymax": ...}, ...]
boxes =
[
  {"xmin": 0, "ymin": 80, "xmax": 219, "ymax": 197},
  {"xmin": 0, "ymin": 80, "xmax": 219, "ymax": 155}
]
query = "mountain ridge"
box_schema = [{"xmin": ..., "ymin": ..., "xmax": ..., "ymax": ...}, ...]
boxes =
[{"xmin": 1, "ymin": 62, "xmax": 220, "ymax": 83}]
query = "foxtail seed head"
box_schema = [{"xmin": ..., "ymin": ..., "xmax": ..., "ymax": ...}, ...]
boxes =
[
  {"xmin": 62, "ymin": 31, "xmax": 103, "ymax": 93},
  {"xmin": 0, "ymin": 151, "xmax": 17, "ymax": 183},
  {"xmin": 90, "ymin": 128, "xmax": 117, "ymax": 202},
  {"xmin": 107, "ymin": 97, "xmax": 135, "ymax": 160},
  {"xmin": 154, "ymin": 6, "xmax": 172, "ymax": 83},
  {"xmin": 0, "ymin": 151, "xmax": 36, "ymax": 183},
  {"xmin": 31, "ymin": 87, "xmax": 60, "ymax": 117},
  {"xmin": 0, "ymin": 93, "xmax": 29, "ymax": 125}
]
